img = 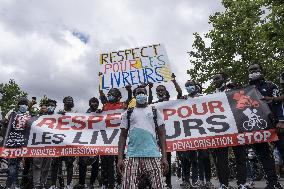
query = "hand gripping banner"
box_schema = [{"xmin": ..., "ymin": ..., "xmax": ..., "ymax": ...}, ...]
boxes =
[{"xmin": 1, "ymin": 86, "xmax": 278, "ymax": 158}]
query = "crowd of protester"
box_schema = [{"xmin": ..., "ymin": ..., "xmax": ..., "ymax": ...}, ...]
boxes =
[{"xmin": 0, "ymin": 63, "xmax": 283, "ymax": 189}]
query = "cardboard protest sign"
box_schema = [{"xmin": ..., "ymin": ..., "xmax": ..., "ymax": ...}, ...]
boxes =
[
  {"xmin": 99, "ymin": 44, "xmax": 172, "ymax": 90},
  {"xmin": 1, "ymin": 86, "xmax": 278, "ymax": 158}
]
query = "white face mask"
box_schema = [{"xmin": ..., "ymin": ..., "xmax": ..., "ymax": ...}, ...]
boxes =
[
  {"xmin": 47, "ymin": 106, "xmax": 55, "ymax": 113},
  {"xmin": 249, "ymin": 72, "xmax": 262, "ymax": 81}
]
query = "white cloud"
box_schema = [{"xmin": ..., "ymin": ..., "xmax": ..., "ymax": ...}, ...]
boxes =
[{"xmin": 0, "ymin": 0, "xmax": 224, "ymax": 111}]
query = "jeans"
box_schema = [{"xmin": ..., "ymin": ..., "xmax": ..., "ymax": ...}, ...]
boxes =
[
  {"xmin": 6, "ymin": 158, "xmax": 21, "ymax": 188},
  {"xmin": 21, "ymin": 158, "xmax": 33, "ymax": 188}
]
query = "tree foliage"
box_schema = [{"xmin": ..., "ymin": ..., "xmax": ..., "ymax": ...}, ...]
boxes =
[
  {"xmin": 188, "ymin": 0, "xmax": 284, "ymax": 92},
  {"xmin": 0, "ymin": 80, "xmax": 28, "ymax": 118}
]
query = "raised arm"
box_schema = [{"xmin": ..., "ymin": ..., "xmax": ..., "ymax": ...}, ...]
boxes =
[
  {"xmin": 171, "ymin": 73, "xmax": 183, "ymax": 99},
  {"xmin": 125, "ymin": 84, "xmax": 132, "ymax": 106},
  {"xmin": 99, "ymin": 72, "xmax": 108, "ymax": 105},
  {"xmin": 99, "ymin": 90, "xmax": 108, "ymax": 105},
  {"xmin": 148, "ymin": 82, "xmax": 154, "ymax": 104}
]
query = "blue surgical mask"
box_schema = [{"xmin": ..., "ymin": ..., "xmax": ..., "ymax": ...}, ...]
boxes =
[
  {"xmin": 136, "ymin": 94, "xmax": 148, "ymax": 104},
  {"xmin": 108, "ymin": 95, "xmax": 115, "ymax": 102},
  {"xmin": 186, "ymin": 86, "xmax": 196, "ymax": 94},
  {"xmin": 19, "ymin": 105, "xmax": 28, "ymax": 113},
  {"xmin": 47, "ymin": 106, "xmax": 55, "ymax": 114}
]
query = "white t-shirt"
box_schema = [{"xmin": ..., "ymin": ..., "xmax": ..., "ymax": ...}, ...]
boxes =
[{"xmin": 121, "ymin": 106, "xmax": 164, "ymax": 158}]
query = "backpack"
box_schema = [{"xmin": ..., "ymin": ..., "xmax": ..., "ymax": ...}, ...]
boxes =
[{"xmin": 126, "ymin": 106, "xmax": 159, "ymax": 129}]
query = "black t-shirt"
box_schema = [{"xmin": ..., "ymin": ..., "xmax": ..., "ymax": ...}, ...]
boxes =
[{"xmin": 248, "ymin": 79, "xmax": 280, "ymax": 115}]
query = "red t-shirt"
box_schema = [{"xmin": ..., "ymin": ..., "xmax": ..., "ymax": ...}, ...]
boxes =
[{"xmin": 102, "ymin": 102, "xmax": 125, "ymax": 111}]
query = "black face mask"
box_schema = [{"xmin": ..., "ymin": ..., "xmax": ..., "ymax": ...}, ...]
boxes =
[
  {"xmin": 65, "ymin": 101, "xmax": 74, "ymax": 109},
  {"xmin": 214, "ymin": 80, "xmax": 224, "ymax": 89},
  {"xmin": 90, "ymin": 103, "xmax": 99, "ymax": 111}
]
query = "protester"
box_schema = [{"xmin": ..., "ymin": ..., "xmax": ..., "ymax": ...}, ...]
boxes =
[
  {"xmin": 264, "ymin": 69, "xmax": 284, "ymax": 163},
  {"xmin": 75, "ymin": 97, "xmax": 101, "ymax": 189},
  {"xmin": 184, "ymin": 80, "xmax": 213, "ymax": 188},
  {"xmin": 3, "ymin": 67, "xmax": 284, "ymax": 189},
  {"xmin": 99, "ymin": 86, "xmax": 132, "ymax": 189},
  {"xmin": 174, "ymin": 80, "xmax": 200, "ymax": 188},
  {"xmin": 50, "ymin": 96, "xmax": 76, "ymax": 189},
  {"xmin": 180, "ymin": 80, "xmax": 214, "ymax": 188},
  {"xmin": 147, "ymin": 73, "xmax": 182, "ymax": 189},
  {"xmin": 117, "ymin": 86, "xmax": 169, "ymax": 189},
  {"xmin": 211, "ymin": 73, "xmax": 248, "ymax": 189},
  {"xmin": 247, "ymin": 64, "xmax": 282, "ymax": 189},
  {"xmin": 5, "ymin": 97, "xmax": 30, "ymax": 189},
  {"xmin": 33, "ymin": 99, "xmax": 57, "ymax": 189},
  {"xmin": 20, "ymin": 97, "xmax": 38, "ymax": 189}
]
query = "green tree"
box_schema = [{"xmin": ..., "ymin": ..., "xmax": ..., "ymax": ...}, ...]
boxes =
[
  {"xmin": 39, "ymin": 95, "xmax": 48, "ymax": 107},
  {"xmin": 0, "ymin": 79, "xmax": 28, "ymax": 118},
  {"xmin": 188, "ymin": 0, "xmax": 284, "ymax": 92}
]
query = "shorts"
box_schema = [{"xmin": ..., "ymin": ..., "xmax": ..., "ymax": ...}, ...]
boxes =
[{"xmin": 122, "ymin": 157, "xmax": 166, "ymax": 189}]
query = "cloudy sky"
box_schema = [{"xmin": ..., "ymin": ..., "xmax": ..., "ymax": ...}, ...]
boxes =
[{"xmin": 0, "ymin": 0, "xmax": 224, "ymax": 111}]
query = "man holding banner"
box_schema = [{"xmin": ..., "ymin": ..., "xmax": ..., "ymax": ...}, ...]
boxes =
[
  {"xmin": 33, "ymin": 99, "xmax": 57, "ymax": 189},
  {"xmin": 247, "ymin": 64, "xmax": 282, "ymax": 189},
  {"xmin": 5, "ymin": 97, "xmax": 31, "ymax": 189},
  {"xmin": 117, "ymin": 86, "xmax": 168, "ymax": 189},
  {"xmin": 263, "ymin": 69, "xmax": 284, "ymax": 179},
  {"xmin": 148, "ymin": 73, "xmax": 182, "ymax": 189},
  {"xmin": 50, "ymin": 96, "xmax": 77, "ymax": 189},
  {"xmin": 99, "ymin": 87, "xmax": 132, "ymax": 189},
  {"xmin": 77, "ymin": 97, "xmax": 101, "ymax": 189},
  {"xmin": 211, "ymin": 73, "xmax": 248, "ymax": 189}
]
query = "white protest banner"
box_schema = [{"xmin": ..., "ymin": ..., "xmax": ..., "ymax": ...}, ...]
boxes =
[
  {"xmin": 2, "ymin": 109, "xmax": 124, "ymax": 158},
  {"xmin": 99, "ymin": 44, "xmax": 172, "ymax": 90},
  {"xmin": 157, "ymin": 86, "xmax": 278, "ymax": 151},
  {"xmin": 1, "ymin": 86, "xmax": 278, "ymax": 158}
]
